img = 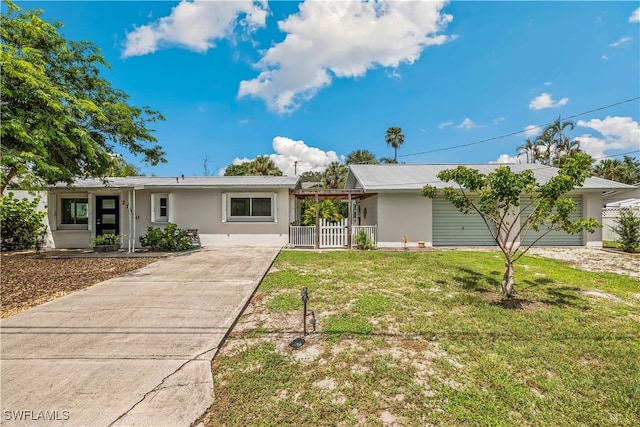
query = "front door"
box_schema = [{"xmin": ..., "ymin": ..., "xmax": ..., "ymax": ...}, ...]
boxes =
[{"xmin": 95, "ymin": 196, "xmax": 119, "ymax": 236}]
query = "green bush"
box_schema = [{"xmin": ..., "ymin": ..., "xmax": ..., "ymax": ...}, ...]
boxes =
[
  {"xmin": 355, "ymin": 229, "xmax": 375, "ymax": 250},
  {"xmin": 139, "ymin": 223, "xmax": 192, "ymax": 251},
  {"xmin": 0, "ymin": 193, "xmax": 47, "ymax": 251},
  {"xmin": 612, "ymin": 208, "xmax": 640, "ymax": 253},
  {"xmin": 91, "ymin": 233, "xmax": 121, "ymax": 246}
]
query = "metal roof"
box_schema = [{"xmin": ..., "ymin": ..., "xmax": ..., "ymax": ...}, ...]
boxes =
[
  {"xmin": 346, "ymin": 164, "xmax": 635, "ymax": 191},
  {"xmin": 50, "ymin": 176, "xmax": 300, "ymax": 190}
]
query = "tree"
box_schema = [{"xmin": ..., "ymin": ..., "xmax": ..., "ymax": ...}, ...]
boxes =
[
  {"xmin": 385, "ymin": 127, "xmax": 405, "ymax": 163},
  {"xmin": 299, "ymin": 171, "xmax": 323, "ymax": 183},
  {"xmin": 534, "ymin": 118, "xmax": 578, "ymax": 167},
  {"xmin": 611, "ymin": 207, "xmax": 640, "ymax": 253},
  {"xmin": 593, "ymin": 156, "xmax": 640, "ymax": 184},
  {"xmin": 223, "ymin": 156, "xmax": 283, "ymax": 176},
  {"xmin": 104, "ymin": 156, "xmax": 140, "ymax": 177},
  {"xmin": 421, "ymin": 153, "xmax": 600, "ymax": 298},
  {"xmin": 202, "ymin": 153, "xmax": 213, "ymax": 176},
  {"xmin": 322, "ymin": 162, "xmax": 348, "ymax": 189},
  {"xmin": 517, "ymin": 138, "xmax": 537, "ymax": 164},
  {"xmin": 0, "ymin": 1, "xmax": 165, "ymax": 194},
  {"xmin": 301, "ymin": 200, "xmax": 343, "ymax": 226},
  {"xmin": 346, "ymin": 149, "xmax": 378, "ymax": 165}
]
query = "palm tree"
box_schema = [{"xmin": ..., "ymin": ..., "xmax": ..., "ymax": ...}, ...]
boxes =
[
  {"xmin": 517, "ymin": 138, "xmax": 537, "ymax": 164},
  {"xmin": 385, "ymin": 126, "xmax": 405, "ymax": 163},
  {"xmin": 346, "ymin": 149, "xmax": 378, "ymax": 165},
  {"xmin": 251, "ymin": 156, "xmax": 283, "ymax": 176},
  {"xmin": 322, "ymin": 162, "xmax": 347, "ymax": 189},
  {"xmin": 555, "ymin": 137, "xmax": 582, "ymax": 167},
  {"xmin": 593, "ymin": 156, "xmax": 640, "ymax": 184},
  {"xmin": 541, "ymin": 117, "xmax": 576, "ymax": 166},
  {"xmin": 535, "ymin": 129, "xmax": 555, "ymax": 166}
]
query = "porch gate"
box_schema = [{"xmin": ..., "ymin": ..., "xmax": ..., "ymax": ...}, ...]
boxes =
[{"xmin": 289, "ymin": 219, "xmax": 377, "ymax": 248}]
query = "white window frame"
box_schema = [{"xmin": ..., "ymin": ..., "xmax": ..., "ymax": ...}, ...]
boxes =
[
  {"xmin": 151, "ymin": 193, "xmax": 172, "ymax": 223},
  {"xmin": 222, "ymin": 192, "xmax": 278, "ymax": 223},
  {"xmin": 57, "ymin": 194, "xmax": 90, "ymax": 230}
]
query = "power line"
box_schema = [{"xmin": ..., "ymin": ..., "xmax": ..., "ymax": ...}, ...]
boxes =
[{"xmin": 399, "ymin": 96, "xmax": 640, "ymax": 159}]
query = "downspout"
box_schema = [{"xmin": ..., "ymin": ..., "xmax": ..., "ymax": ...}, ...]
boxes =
[
  {"xmin": 133, "ymin": 188, "xmax": 136, "ymax": 253},
  {"xmin": 128, "ymin": 190, "xmax": 132, "ymax": 253}
]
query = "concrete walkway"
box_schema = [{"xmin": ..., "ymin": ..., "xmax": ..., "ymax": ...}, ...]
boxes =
[{"xmin": 1, "ymin": 247, "xmax": 280, "ymax": 427}]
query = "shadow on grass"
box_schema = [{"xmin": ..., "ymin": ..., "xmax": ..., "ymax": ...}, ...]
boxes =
[
  {"xmin": 453, "ymin": 267, "xmax": 501, "ymax": 292},
  {"xmin": 541, "ymin": 286, "xmax": 589, "ymax": 309}
]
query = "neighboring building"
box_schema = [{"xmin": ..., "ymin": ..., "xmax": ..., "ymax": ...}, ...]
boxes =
[
  {"xmin": 46, "ymin": 176, "xmax": 300, "ymax": 249},
  {"xmin": 345, "ymin": 164, "xmax": 634, "ymax": 248}
]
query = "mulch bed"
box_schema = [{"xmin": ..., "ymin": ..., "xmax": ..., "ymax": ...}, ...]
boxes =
[{"xmin": 1, "ymin": 251, "xmax": 160, "ymax": 318}]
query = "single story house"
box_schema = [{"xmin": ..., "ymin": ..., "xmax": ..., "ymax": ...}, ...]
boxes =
[
  {"xmin": 46, "ymin": 176, "xmax": 299, "ymax": 249},
  {"xmin": 344, "ymin": 164, "xmax": 634, "ymax": 248},
  {"xmin": 42, "ymin": 164, "xmax": 633, "ymax": 250}
]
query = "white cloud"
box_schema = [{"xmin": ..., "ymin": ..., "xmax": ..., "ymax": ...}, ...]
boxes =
[
  {"xmin": 601, "ymin": 55, "xmax": 609, "ymax": 60},
  {"xmin": 630, "ymin": 7, "xmax": 640, "ymax": 23},
  {"xmin": 493, "ymin": 116, "xmax": 505, "ymax": 125},
  {"xmin": 457, "ymin": 118, "xmax": 476, "ymax": 130},
  {"xmin": 524, "ymin": 124, "xmax": 540, "ymax": 137},
  {"xmin": 438, "ymin": 121, "xmax": 453, "ymax": 129},
  {"xmin": 576, "ymin": 116, "xmax": 640, "ymax": 160},
  {"xmin": 122, "ymin": 0, "xmax": 268, "ymax": 58},
  {"xmin": 609, "ymin": 36, "xmax": 632, "ymax": 47},
  {"xmin": 238, "ymin": 0, "xmax": 455, "ymax": 113},
  {"xmin": 490, "ymin": 154, "xmax": 520, "ymax": 164},
  {"xmin": 529, "ymin": 92, "xmax": 569, "ymax": 110},
  {"xmin": 225, "ymin": 136, "xmax": 342, "ymax": 176},
  {"xmin": 543, "ymin": 81, "xmax": 552, "ymax": 86}
]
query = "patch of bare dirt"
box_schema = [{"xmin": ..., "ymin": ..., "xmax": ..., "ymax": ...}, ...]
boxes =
[
  {"xmin": 527, "ymin": 247, "xmax": 640, "ymax": 279},
  {"xmin": 1, "ymin": 251, "xmax": 160, "ymax": 318}
]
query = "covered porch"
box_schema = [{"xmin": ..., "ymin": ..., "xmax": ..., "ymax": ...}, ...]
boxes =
[{"xmin": 289, "ymin": 188, "xmax": 377, "ymax": 249}]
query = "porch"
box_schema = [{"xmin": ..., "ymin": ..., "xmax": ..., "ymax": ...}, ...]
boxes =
[
  {"xmin": 289, "ymin": 188, "xmax": 377, "ymax": 249},
  {"xmin": 290, "ymin": 219, "xmax": 377, "ymax": 248}
]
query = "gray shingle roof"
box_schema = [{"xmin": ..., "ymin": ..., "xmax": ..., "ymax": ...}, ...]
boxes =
[
  {"xmin": 51, "ymin": 176, "xmax": 300, "ymax": 190},
  {"xmin": 346, "ymin": 164, "xmax": 634, "ymax": 191}
]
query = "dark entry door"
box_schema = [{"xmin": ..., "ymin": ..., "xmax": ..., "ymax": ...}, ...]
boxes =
[{"xmin": 95, "ymin": 196, "xmax": 119, "ymax": 236}]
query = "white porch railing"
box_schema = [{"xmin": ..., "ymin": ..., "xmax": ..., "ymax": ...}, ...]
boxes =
[{"xmin": 289, "ymin": 220, "xmax": 377, "ymax": 248}]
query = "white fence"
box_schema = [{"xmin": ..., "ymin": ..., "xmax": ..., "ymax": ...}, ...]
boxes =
[
  {"xmin": 289, "ymin": 219, "xmax": 377, "ymax": 248},
  {"xmin": 602, "ymin": 207, "xmax": 640, "ymax": 242}
]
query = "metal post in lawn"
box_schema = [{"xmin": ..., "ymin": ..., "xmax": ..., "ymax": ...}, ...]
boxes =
[{"xmin": 301, "ymin": 286, "xmax": 308, "ymax": 336}]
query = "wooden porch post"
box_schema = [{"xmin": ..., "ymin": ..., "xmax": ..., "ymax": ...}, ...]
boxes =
[{"xmin": 347, "ymin": 193, "xmax": 352, "ymax": 249}]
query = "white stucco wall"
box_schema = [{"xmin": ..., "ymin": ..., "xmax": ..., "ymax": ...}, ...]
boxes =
[
  {"xmin": 375, "ymin": 192, "xmax": 431, "ymax": 248},
  {"xmin": 582, "ymin": 192, "xmax": 603, "ymax": 247}
]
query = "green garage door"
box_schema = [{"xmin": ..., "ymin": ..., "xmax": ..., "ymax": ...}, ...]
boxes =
[
  {"xmin": 432, "ymin": 198, "xmax": 497, "ymax": 246},
  {"xmin": 520, "ymin": 196, "xmax": 583, "ymax": 246}
]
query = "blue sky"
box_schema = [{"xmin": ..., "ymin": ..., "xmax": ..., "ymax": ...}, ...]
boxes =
[{"xmin": 15, "ymin": 1, "xmax": 640, "ymax": 176}]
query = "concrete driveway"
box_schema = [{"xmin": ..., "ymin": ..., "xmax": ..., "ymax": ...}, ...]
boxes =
[{"xmin": 0, "ymin": 247, "xmax": 280, "ymax": 427}]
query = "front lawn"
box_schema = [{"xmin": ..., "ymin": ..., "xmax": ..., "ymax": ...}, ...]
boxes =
[{"xmin": 204, "ymin": 250, "xmax": 640, "ymax": 426}]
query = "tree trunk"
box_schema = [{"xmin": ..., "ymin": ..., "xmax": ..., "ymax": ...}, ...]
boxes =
[
  {"xmin": 1, "ymin": 166, "xmax": 19, "ymax": 195},
  {"xmin": 501, "ymin": 260, "xmax": 515, "ymax": 298}
]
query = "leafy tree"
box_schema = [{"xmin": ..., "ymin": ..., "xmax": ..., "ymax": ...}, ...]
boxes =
[
  {"xmin": 299, "ymin": 171, "xmax": 323, "ymax": 183},
  {"xmin": 385, "ymin": 126, "xmax": 405, "ymax": 163},
  {"xmin": 104, "ymin": 156, "xmax": 140, "ymax": 177},
  {"xmin": 301, "ymin": 200, "xmax": 343, "ymax": 226},
  {"xmin": 346, "ymin": 149, "xmax": 378, "ymax": 165},
  {"xmin": 0, "ymin": 1, "xmax": 165, "ymax": 194},
  {"xmin": 224, "ymin": 156, "xmax": 283, "ymax": 176},
  {"xmin": 322, "ymin": 162, "xmax": 348, "ymax": 189},
  {"xmin": 611, "ymin": 208, "xmax": 640, "ymax": 253},
  {"xmin": 593, "ymin": 156, "xmax": 640, "ymax": 184},
  {"xmin": 421, "ymin": 153, "xmax": 600, "ymax": 298},
  {"xmin": 0, "ymin": 192, "xmax": 47, "ymax": 250},
  {"xmin": 379, "ymin": 157, "xmax": 398, "ymax": 164}
]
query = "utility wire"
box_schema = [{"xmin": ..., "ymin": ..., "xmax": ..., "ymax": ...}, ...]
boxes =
[{"xmin": 398, "ymin": 96, "xmax": 640, "ymax": 159}]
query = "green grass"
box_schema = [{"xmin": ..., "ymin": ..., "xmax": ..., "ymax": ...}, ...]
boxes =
[{"xmin": 206, "ymin": 250, "xmax": 640, "ymax": 426}]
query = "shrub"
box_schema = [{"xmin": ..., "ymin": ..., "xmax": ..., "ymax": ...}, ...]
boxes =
[
  {"xmin": 355, "ymin": 229, "xmax": 375, "ymax": 250},
  {"xmin": 91, "ymin": 233, "xmax": 121, "ymax": 247},
  {"xmin": 0, "ymin": 193, "xmax": 47, "ymax": 251},
  {"xmin": 612, "ymin": 208, "xmax": 640, "ymax": 253},
  {"xmin": 139, "ymin": 223, "xmax": 192, "ymax": 251}
]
